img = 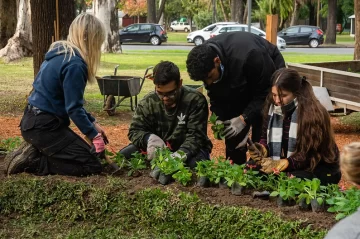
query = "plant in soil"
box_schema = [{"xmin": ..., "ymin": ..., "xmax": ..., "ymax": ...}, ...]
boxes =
[
  {"xmin": 151, "ymin": 148, "xmax": 191, "ymax": 185},
  {"xmin": 209, "ymin": 113, "xmax": 225, "ymax": 140},
  {"xmin": 172, "ymin": 167, "xmax": 192, "ymax": 186},
  {"xmin": 270, "ymin": 172, "xmax": 302, "ymax": 205},
  {"xmin": 297, "ymin": 178, "xmax": 327, "ymax": 212},
  {"xmin": 224, "ymin": 164, "xmax": 260, "ymax": 195},
  {"xmin": 258, "ymin": 173, "xmax": 278, "ymax": 192},
  {"xmin": 327, "ymin": 186, "xmax": 360, "ymax": 220},
  {"xmin": 106, "ymin": 150, "xmax": 126, "ymax": 168},
  {"xmin": 127, "ymin": 151, "xmax": 147, "ymax": 176},
  {"xmin": 194, "ymin": 159, "xmax": 215, "ymax": 186}
]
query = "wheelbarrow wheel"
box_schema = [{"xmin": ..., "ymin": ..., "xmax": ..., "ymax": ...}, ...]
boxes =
[{"xmin": 105, "ymin": 95, "xmax": 116, "ymax": 116}]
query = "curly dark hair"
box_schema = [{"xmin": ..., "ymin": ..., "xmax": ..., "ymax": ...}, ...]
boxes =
[
  {"xmin": 153, "ymin": 61, "xmax": 180, "ymax": 86},
  {"xmin": 186, "ymin": 44, "xmax": 217, "ymax": 81}
]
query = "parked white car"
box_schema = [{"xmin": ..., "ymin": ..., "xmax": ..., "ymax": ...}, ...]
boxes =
[
  {"xmin": 210, "ymin": 24, "xmax": 286, "ymax": 51},
  {"xmin": 170, "ymin": 22, "xmax": 192, "ymax": 32},
  {"xmin": 187, "ymin": 22, "xmax": 239, "ymax": 46}
]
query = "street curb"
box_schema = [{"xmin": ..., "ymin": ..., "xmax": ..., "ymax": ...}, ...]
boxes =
[{"xmin": 162, "ymin": 42, "xmax": 355, "ymax": 48}]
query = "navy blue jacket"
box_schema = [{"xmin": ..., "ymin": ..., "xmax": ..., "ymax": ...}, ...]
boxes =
[{"xmin": 28, "ymin": 45, "xmax": 98, "ymax": 139}]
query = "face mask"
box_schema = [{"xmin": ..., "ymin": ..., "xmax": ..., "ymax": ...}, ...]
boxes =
[
  {"xmin": 281, "ymin": 98, "xmax": 298, "ymax": 114},
  {"xmin": 212, "ymin": 63, "xmax": 224, "ymax": 84},
  {"xmin": 273, "ymin": 98, "xmax": 298, "ymax": 115}
]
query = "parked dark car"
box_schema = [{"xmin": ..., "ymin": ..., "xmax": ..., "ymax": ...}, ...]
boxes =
[
  {"xmin": 277, "ymin": 25, "xmax": 324, "ymax": 48},
  {"xmin": 119, "ymin": 23, "xmax": 167, "ymax": 45}
]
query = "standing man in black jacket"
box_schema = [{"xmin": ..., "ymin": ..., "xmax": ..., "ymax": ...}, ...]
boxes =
[{"xmin": 186, "ymin": 31, "xmax": 285, "ymax": 164}]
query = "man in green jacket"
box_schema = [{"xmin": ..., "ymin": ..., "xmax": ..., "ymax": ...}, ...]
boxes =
[{"xmin": 120, "ymin": 61, "xmax": 213, "ymax": 184}]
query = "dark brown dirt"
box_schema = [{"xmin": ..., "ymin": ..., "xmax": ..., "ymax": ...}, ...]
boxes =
[{"xmin": 0, "ymin": 114, "xmax": 359, "ymax": 231}]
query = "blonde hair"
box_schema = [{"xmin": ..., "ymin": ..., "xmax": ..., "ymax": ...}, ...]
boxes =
[
  {"xmin": 48, "ymin": 13, "xmax": 105, "ymax": 83},
  {"xmin": 340, "ymin": 142, "xmax": 360, "ymax": 185}
]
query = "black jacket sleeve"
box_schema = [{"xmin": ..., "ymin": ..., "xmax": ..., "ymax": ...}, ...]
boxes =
[{"xmin": 242, "ymin": 49, "xmax": 276, "ymax": 124}]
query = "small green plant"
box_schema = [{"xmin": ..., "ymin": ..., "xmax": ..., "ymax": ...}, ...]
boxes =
[
  {"xmin": 0, "ymin": 137, "xmax": 22, "ymax": 152},
  {"xmin": 195, "ymin": 160, "xmax": 215, "ymax": 177},
  {"xmin": 152, "ymin": 148, "xmax": 192, "ymax": 185},
  {"xmin": 105, "ymin": 150, "xmax": 126, "ymax": 168},
  {"xmin": 172, "ymin": 167, "xmax": 192, "ymax": 186},
  {"xmin": 127, "ymin": 151, "xmax": 147, "ymax": 176},
  {"xmin": 152, "ymin": 148, "xmax": 184, "ymax": 175},
  {"xmin": 203, "ymin": 156, "xmax": 232, "ymax": 184},
  {"xmin": 259, "ymin": 173, "xmax": 278, "ymax": 191},
  {"xmin": 270, "ymin": 172, "xmax": 302, "ymax": 201},
  {"xmin": 224, "ymin": 164, "xmax": 260, "ymax": 188},
  {"xmin": 297, "ymin": 178, "xmax": 327, "ymax": 205},
  {"xmin": 209, "ymin": 113, "xmax": 225, "ymax": 140},
  {"xmin": 327, "ymin": 186, "xmax": 360, "ymax": 220}
]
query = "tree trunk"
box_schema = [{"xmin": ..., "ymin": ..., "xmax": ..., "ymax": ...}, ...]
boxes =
[
  {"xmin": 147, "ymin": 0, "xmax": 156, "ymax": 23},
  {"xmin": 59, "ymin": 0, "xmax": 76, "ymax": 40},
  {"xmin": 290, "ymin": 0, "xmax": 300, "ymax": 26},
  {"xmin": 219, "ymin": 0, "xmax": 228, "ymax": 22},
  {"xmin": 231, "ymin": 0, "xmax": 244, "ymax": 23},
  {"xmin": 324, "ymin": 0, "xmax": 337, "ymax": 44},
  {"xmin": 93, "ymin": 0, "xmax": 122, "ymax": 53},
  {"xmin": 308, "ymin": 2, "xmax": 316, "ymax": 26},
  {"xmin": 239, "ymin": 0, "xmax": 244, "ymax": 24},
  {"xmin": 0, "ymin": 0, "xmax": 17, "ymax": 48},
  {"xmin": 243, "ymin": 0, "xmax": 247, "ymax": 24},
  {"xmin": 156, "ymin": 0, "xmax": 166, "ymax": 24},
  {"xmin": 0, "ymin": 0, "xmax": 32, "ymax": 63},
  {"xmin": 354, "ymin": 0, "xmax": 360, "ymax": 59},
  {"xmin": 30, "ymin": 0, "xmax": 75, "ymax": 77}
]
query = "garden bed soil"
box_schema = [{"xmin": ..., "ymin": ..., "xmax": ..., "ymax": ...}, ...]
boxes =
[{"xmin": 0, "ymin": 114, "xmax": 359, "ymax": 231}]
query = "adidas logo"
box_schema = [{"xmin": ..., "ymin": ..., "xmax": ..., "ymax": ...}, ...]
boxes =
[{"xmin": 177, "ymin": 113, "xmax": 186, "ymax": 125}]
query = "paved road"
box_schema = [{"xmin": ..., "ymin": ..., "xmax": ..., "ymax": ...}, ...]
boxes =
[{"xmin": 121, "ymin": 44, "xmax": 354, "ymax": 55}]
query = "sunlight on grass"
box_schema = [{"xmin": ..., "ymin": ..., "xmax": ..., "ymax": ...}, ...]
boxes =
[{"xmin": 0, "ymin": 50, "xmax": 356, "ymax": 121}]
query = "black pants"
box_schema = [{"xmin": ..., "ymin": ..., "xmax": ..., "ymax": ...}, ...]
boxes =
[
  {"xmin": 245, "ymin": 159, "xmax": 341, "ymax": 185},
  {"xmin": 20, "ymin": 107, "xmax": 102, "ymax": 176},
  {"xmin": 290, "ymin": 165, "xmax": 342, "ymax": 185},
  {"xmin": 119, "ymin": 144, "xmax": 210, "ymax": 169}
]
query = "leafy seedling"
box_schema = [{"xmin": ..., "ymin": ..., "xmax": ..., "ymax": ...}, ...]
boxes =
[
  {"xmin": 127, "ymin": 151, "xmax": 147, "ymax": 176},
  {"xmin": 209, "ymin": 113, "xmax": 225, "ymax": 140},
  {"xmin": 172, "ymin": 167, "xmax": 192, "ymax": 186}
]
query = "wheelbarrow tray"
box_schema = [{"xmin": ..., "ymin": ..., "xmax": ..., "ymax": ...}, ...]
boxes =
[{"xmin": 96, "ymin": 76, "xmax": 141, "ymax": 97}]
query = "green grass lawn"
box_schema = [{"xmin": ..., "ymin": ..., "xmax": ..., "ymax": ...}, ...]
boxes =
[
  {"xmin": 166, "ymin": 32, "xmax": 188, "ymax": 43},
  {"xmin": 0, "ymin": 51, "xmax": 358, "ymax": 126}
]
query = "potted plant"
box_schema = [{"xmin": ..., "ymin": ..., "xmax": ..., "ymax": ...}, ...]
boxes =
[
  {"xmin": 151, "ymin": 148, "xmax": 187, "ymax": 185},
  {"xmin": 127, "ymin": 151, "xmax": 147, "ymax": 177},
  {"xmin": 195, "ymin": 160, "xmax": 214, "ymax": 187},
  {"xmin": 270, "ymin": 172, "xmax": 302, "ymax": 207},
  {"xmin": 297, "ymin": 178, "xmax": 327, "ymax": 212},
  {"xmin": 224, "ymin": 164, "xmax": 260, "ymax": 195},
  {"xmin": 172, "ymin": 167, "xmax": 193, "ymax": 186}
]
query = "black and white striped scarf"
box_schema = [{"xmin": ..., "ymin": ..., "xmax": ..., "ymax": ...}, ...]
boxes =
[{"xmin": 267, "ymin": 98, "xmax": 298, "ymax": 160}]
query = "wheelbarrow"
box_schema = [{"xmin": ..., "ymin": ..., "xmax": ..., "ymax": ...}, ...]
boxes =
[{"xmin": 96, "ymin": 65, "xmax": 153, "ymax": 116}]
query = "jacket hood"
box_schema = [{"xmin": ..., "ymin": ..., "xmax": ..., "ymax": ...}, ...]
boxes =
[{"xmin": 45, "ymin": 43, "xmax": 82, "ymax": 61}]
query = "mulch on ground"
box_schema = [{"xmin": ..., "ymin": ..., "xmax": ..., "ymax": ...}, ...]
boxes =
[{"xmin": 0, "ymin": 114, "xmax": 359, "ymax": 231}]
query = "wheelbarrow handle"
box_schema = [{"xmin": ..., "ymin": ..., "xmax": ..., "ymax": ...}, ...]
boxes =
[
  {"xmin": 143, "ymin": 66, "xmax": 154, "ymax": 79},
  {"xmin": 114, "ymin": 64, "xmax": 120, "ymax": 76},
  {"xmin": 140, "ymin": 66, "xmax": 154, "ymax": 90}
]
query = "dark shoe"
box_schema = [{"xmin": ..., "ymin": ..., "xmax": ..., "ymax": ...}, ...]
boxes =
[{"xmin": 5, "ymin": 141, "xmax": 40, "ymax": 175}]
